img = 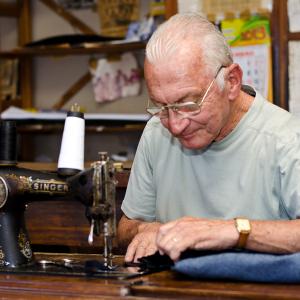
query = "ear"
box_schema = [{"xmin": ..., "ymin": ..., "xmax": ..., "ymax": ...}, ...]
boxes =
[{"xmin": 225, "ymin": 64, "xmax": 243, "ymax": 101}]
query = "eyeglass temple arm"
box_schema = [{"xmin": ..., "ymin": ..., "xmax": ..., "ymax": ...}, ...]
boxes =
[{"xmin": 196, "ymin": 65, "xmax": 225, "ymax": 105}]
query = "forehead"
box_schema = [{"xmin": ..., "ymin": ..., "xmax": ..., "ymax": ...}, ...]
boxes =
[{"xmin": 145, "ymin": 56, "xmax": 209, "ymax": 102}]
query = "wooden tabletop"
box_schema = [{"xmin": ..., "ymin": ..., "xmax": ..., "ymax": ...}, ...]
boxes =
[{"xmin": 1, "ymin": 253, "xmax": 300, "ymax": 299}]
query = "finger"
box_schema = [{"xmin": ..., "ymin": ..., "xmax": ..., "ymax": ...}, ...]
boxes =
[
  {"xmin": 158, "ymin": 249, "xmax": 165, "ymax": 256},
  {"xmin": 144, "ymin": 246, "xmax": 157, "ymax": 257},
  {"xmin": 156, "ymin": 223, "xmax": 178, "ymax": 245},
  {"xmin": 134, "ymin": 245, "xmax": 157, "ymax": 262},
  {"xmin": 133, "ymin": 245, "xmax": 147, "ymax": 262},
  {"xmin": 157, "ymin": 230, "xmax": 177, "ymax": 255},
  {"xmin": 168, "ymin": 246, "xmax": 182, "ymax": 261},
  {"xmin": 125, "ymin": 239, "xmax": 139, "ymax": 262},
  {"xmin": 158, "ymin": 232, "xmax": 193, "ymax": 261},
  {"xmin": 157, "ymin": 233, "xmax": 180, "ymax": 255},
  {"xmin": 157, "ymin": 224, "xmax": 180, "ymax": 248}
]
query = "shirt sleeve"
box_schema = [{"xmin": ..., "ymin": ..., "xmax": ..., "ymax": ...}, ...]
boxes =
[
  {"xmin": 278, "ymin": 129, "xmax": 300, "ymax": 219},
  {"xmin": 121, "ymin": 122, "xmax": 157, "ymax": 222}
]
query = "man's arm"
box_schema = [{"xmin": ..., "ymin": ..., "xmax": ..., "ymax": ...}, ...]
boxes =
[
  {"xmin": 117, "ymin": 214, "xmax": 143, "ymax": 248},
  {"xmin": 117, "ymin": 214, "xmax": 162, "ymax": 262},
  {"xmin": 246, "ymin": 219, "xmax": 300, "ymax": 253},
  {"xmin": 156, "ymin": 217, "xmax": 300, "ymax": 261}
]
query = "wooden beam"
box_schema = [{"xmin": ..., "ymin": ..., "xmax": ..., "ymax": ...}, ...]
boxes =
[
  {"xmin": 52, "ymin": 72, "xmax": 91, "ymax": 110},
  {"xmin": 275, "ymin": 0, "xmax": 289, "ymax": 110},
  {"xmin": 18, "ymin": 0, "xmax": 33, "ymax": 109},
  {"xmin": 19, "ymin": 58, "xmax": 33, "ymax": 108},
  {"xmin": 0, "ymin": 2, "xmax": 19, "ymax": 17},
  {"xmin": 18, "ymin": 0, "xmax": 32, "ymax": 46},
  {"xmin": 38, "ymin": 0, "xmax": 97, "ymax": 35},
  {"xmin": 164, "ymin": 0, "xmax": 178, "ymax": 19},
  {"xmin": 0, "ymin": 41, "xmax": 146, "ymax": 58},
  {"xmin": 289, "ymin": 32, "xmax": 300, "ymax": 40}
]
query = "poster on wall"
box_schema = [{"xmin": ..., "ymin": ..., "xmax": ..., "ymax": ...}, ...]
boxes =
[
  {"xmin": 288, "ymin": 41, "xmax": 300, "ymax": 117},
  {"xmin": 221, "ymin": 15, "xmax": 273, "ymax": 102},
  {"xmin": 231, "ymin": 44, "xmax": 270, "ymax": 100},
  {"xmin": 98, "ymin": 0, "xmax": 140, "ymax": 37},
  {"xmin": 0, "ymin": 59, "xmax": 18, "ymax": 103}
]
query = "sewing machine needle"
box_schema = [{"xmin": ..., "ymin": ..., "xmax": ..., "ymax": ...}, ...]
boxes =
[{"xmin": 88, "ymin": 219, "xmax": 94, "ymax": 245}]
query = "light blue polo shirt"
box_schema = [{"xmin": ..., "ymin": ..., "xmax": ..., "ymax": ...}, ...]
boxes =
[{"xmin": 121, "ymin": 91, "xmax": 300, "ymax": 223}]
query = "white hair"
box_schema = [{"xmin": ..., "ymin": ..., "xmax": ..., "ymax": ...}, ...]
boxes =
[{"xmin": 145, "ymin": 13, "xmax": 233, "ymax": 88}]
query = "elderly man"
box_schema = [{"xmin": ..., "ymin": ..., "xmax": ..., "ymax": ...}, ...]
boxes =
[{"xmin": 118, "ymin": 13, "xmax": 300, "ymax": 263}]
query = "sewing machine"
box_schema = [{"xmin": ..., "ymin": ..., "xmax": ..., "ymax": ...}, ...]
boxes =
[
  {"xmin": 0, "ymin": 119, "xmax": 145, "ymax": 278},
  {"xmin": 0, "ymin": 151, "xmax": 116, "ymax": 267}
]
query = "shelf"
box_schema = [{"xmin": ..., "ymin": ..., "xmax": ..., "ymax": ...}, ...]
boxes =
[
  {"xmin": 288, "ymin": 32, "xmax": 300, "ymax": 41},
  {"xmin": 0, "ymin": 99, "xmax": 22, "ymax": 112},
  {"xmin": 0, "ymin": 41, "xmax": 147, "ymax": 58},
  {"xmin": 0, "ymin": 2, "xmax": 19, "ymax": 17},
  {"xmin": 16, "ymin": 122, "xmax": 146, "ymax": 134}
]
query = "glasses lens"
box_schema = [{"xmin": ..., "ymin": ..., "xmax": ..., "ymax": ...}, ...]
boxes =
[
  {"xmin": 147, "ymin": 107, "xmax": 161, "ymax": 115},
  {"xmin": 147, "ymin": 105, "xmax": 169, "ymax": 119},
  {"xmin": 159, "ymin": 108, "xmax": 169, "ymax": 118},
  {"xmin": 147, "ymin": 103, "xmax": 200, "ymax": 119},
  {"xmin": 177, "ymin": 103, "xmax": 200, "ymax": 114}
]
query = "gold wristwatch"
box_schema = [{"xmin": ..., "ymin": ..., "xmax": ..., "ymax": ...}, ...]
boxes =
[{"xmin": 234, "ymin": 218, "xmax": 251, "ymax": 249}]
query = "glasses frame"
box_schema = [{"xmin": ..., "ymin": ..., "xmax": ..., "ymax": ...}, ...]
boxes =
[{"xmin": 146, "ymin": 65, "xmax": 225, "ymax": 119}]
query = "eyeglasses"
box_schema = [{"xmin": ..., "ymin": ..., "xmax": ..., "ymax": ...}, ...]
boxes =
[{"xmin": 146, "ymin": 65, "xmax": 225, "ymax": 119}]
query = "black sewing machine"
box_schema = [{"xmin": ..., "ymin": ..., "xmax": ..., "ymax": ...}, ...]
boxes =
[{"xmin": 0, "ymin": 119, "xmax": 146, "ymax": 279}]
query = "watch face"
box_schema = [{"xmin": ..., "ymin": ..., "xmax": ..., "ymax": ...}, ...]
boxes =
[
  {"xmin": 238, "ymin": 219, "xmax": 251, "ymax": 231},
  {"xmin": 0, "ymin": 177, "xmax": 8, "ymax": 209}
]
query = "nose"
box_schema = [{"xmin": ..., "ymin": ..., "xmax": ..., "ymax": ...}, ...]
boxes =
[{"xmin": 167, "ymin": 110, "xmax": 190, "ymax": 136}]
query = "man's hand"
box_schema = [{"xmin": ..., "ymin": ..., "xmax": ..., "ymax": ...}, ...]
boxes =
[
  {"xmin": 156, "ymin": 216, "xmax": 238, "ymax": 261},
  {"xmin": 125, "ymin": 222, "xmax": 161, "ymax": 262}
]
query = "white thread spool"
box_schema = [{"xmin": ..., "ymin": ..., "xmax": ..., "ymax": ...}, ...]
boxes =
[{"xmin": 57, "ymin": 104, "xmax": 85, "ymax": 176}]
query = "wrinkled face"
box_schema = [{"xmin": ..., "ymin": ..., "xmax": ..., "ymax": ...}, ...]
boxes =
[{"xmin": 144, "ymin": 54, "xmax": 232, "ymax": 149}]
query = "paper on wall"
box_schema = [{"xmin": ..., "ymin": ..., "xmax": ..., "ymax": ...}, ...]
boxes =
[
  {"xmin": 289, "ymin": 41, "xmax": 300, "ymax": 117},
  {"xmin": 288, "ymin": 0, "xmax": 300, "ymax": 32},
  {"xmin": 90, "ymin": 53, "xmax": 141, "ymax": 103},
  {"xmin": 231, "ymin": 44, "xmax": 270, "ymax": 99}
]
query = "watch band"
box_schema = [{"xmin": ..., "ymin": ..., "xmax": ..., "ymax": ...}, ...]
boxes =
[
  {"xmin": 234, "ymin": 218, "xmax": 251, "ymax": 249},
  {"xmin": 236, "ymin": 230, "xmax": 249, "ymax": 248}
]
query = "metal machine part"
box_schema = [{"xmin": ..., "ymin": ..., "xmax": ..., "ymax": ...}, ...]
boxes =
[
  {"xmin": 90, "ymin": 152, "xmax": 117, "ymax": 269},
  {"xmin": 0, "ymin": 176, "xmax": 8, "ymax": 208},
  {"xmin": 0, "ymin": 154, "xmax": 117, "ymax": 268}
]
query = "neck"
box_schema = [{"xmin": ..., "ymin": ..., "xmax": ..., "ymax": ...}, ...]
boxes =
[{"xmin": 215, "ymin": 91, "xmax": 254, "ymax": 141}]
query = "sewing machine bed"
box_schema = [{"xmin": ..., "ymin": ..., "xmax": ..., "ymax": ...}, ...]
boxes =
[{"xmin": 0, "ymin": 253, "xmax": 149, "ymax": 280}]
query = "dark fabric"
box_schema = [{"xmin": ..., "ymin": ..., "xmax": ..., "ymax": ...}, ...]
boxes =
[
  {"xmin": 241, "ymin": 84, "xmax": 256, "ymax": 97},
  {"xmin": 137, "ymin": 251, "xmax": 174, "ymax": 271},
  {"xmin": 173, "ymin": 251, "xmax": 300, "ymax": 283},
  {"xmin": 25, "ymin": 34, "xmax": 123, "ymax": 48}
]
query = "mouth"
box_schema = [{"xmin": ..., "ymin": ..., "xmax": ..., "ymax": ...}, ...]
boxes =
[{"xmin": 179, "ymin": 132, "xmax": 195, "ymax": 140}]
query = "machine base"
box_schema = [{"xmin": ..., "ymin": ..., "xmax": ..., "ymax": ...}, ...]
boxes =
[{"xmin": 0, "ymin": 253, "xmax": 149, "ymax": 280}]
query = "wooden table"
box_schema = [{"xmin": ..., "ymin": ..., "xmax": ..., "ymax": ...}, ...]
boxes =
[{"xmin": 0, "ymin": 253, "xmax": 300, "ymax": 299}]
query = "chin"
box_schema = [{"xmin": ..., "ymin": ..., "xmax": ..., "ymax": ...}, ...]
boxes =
[{"xmin": 179, "ymin": 137, "xmax": 211, "ymax": 150}]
